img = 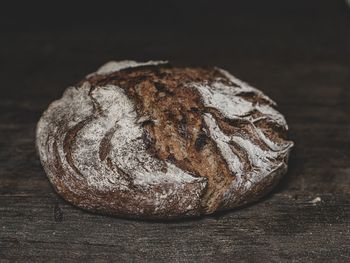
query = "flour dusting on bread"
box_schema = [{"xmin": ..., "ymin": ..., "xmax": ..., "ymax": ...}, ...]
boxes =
[{"xmin": 36, "ymin": 60, "xmax": 293, "ymax": 219}]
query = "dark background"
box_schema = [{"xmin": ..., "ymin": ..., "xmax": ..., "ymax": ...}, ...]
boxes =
[{"xmin": 1, "ymin": 0, "xmax": 350, "ymax": 262}]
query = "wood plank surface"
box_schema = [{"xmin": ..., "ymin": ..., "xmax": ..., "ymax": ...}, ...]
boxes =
[{"xmin": 0, "ymin": 0, "xmax": 349, "ymax": 262}]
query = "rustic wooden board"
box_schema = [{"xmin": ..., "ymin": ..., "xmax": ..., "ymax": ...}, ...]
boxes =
[{"xmin": 1, "ymin": 1, "xmax": 350, "ymax": 262}]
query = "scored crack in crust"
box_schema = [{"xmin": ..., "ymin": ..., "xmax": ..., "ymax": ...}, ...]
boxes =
[{"xmin": 36, "ymin": 60, "xmax": 294, "ymax": 219}]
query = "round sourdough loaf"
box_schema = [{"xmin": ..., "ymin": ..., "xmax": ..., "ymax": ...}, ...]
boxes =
[{"xmin": 36, "ymin": 60, "xmax": 293, "ymax": 219}]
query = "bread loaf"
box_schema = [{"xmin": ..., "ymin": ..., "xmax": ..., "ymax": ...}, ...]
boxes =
[{"xmin": 36, "ymin": 60, "xmax": 293, "ymax": 219}]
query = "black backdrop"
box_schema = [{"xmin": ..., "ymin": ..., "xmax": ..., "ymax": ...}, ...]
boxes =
[{"xmin": 1, "ymin": 0, "xmax": 349, "ymax": 98}]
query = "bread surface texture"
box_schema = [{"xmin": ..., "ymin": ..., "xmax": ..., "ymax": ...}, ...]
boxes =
[{"xmin": 36, "ymin": 60, "xmax": 293, "ymax": 219}]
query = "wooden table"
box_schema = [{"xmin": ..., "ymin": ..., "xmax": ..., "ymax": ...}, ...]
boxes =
[{"xmin": 1, "ymin": 1, "xmax": 349, "ymax": 262}]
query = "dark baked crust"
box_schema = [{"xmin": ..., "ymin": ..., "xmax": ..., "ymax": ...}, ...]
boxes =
[{"xmin": 36, "ymin": 61, "xmax": 293, "ymax": 219}]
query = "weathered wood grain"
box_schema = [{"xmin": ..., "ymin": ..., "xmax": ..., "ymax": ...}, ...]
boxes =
[
  {"xmin": 1, "ymin": 194, "xmax": 349, "ymax": 262},
  {"xmin": 1, "ymin": 0, "xmax": 350, "ymax": 262}
]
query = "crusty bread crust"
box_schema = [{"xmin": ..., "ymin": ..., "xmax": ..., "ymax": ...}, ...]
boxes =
[{"xmin": 36, "ymin": 60, "xmax": 293, "ymax": 219}]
